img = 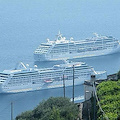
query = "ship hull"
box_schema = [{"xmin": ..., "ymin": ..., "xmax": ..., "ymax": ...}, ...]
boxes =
[
  {"xmin": 0, "ymin": 78, "xmax": 85, "ymax": 93},
  {"xmin": 0, "ymin": 71, "xmax": 107, "ymax": 93},
  {"xmin": 34, "ymin": 46, "xmax": 120, "ymax": 61}
]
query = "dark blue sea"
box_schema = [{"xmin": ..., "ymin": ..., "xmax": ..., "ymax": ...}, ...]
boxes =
[{"xmin": 0, "ymin": 0, "xmax": 120, "ymax": 119}]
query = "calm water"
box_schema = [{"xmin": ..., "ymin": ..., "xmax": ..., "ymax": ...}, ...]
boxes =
[{"xmin": 0, "ymin": 0, "xmax": 120, "ymax": 119}]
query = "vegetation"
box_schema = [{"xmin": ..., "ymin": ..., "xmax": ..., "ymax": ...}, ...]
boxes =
[
  {"xmin": 96, "ymin": 79, "xmax": 120, "ymax": 120},
  {"xmin": 16, "ymin": 97, "xmax": 79, "ymax": 120}
]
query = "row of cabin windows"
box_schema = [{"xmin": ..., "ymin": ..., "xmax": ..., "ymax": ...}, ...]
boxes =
[
  {"xmin": 11, "ymin": 76, "xmax": 38, "ymax": 79},
  {"xmin": 39, "ymin": 72, "xmax": 62, "ymax": 76},
  {"xmin": 52, "ymin": 41, "xmax": 117, "ymax": 50},
  {"xmin": 9, "ymin": 70, "xmax": 90, "ymax": 80},
  {"xmin": 50, "ymin": 45, "xmax": 115, "ymax": 54},
  {"xmin": 37, "ymin": 72, "xmax": 89, "ymax": 80},
  {"xmin": 50, "ymin": 44, "xmax": 115, "ymax": 54},
  {"xmin": 8, "ymin": 72, "xmax": 90, "ymax": 85},
  {"xmin": 8, "ymin": 80, "xmax": 30, "ymax": 84},
  {"xmin": 39, "ymin": 71, "xmax": 89, "ymax": 77},
  {"xmin": 39, "ymin": 69, "xmax": 89, "ymax": 76}
]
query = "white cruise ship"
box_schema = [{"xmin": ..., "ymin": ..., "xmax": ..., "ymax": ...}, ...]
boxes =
[
  {"xmin": 0, "ymin": 61, "xmax": 107, "ymax": 93},
  {"xmin": 34, "ymin": 32, "xmax": 120, "ymax": 61}
]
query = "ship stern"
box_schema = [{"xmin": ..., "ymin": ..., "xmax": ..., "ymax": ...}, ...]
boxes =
[{"xmin": 95, "ymin": 71, "xmax": 107, "ymax": 80}]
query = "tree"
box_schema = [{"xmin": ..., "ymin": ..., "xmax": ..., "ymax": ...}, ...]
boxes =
[
  {"xmin": 16, "ymin": 97, "xmax": 79, "ymax": 120},
  {"xmin": 96, "ymin": 80, "xmax": 120, "ymax": 120},
  {"xmin": 49, "ymin": 107, "xmax": 61, "ymax": 120}
]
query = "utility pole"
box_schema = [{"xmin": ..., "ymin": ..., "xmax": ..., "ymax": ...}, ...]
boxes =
[
  {"xmin": 63, "ymin": 74, "xmax": 65, "ymax": 98},
  {"xmin": 73, "ymin": 65, "xmax": 74, "ymax": 103},
  {"xmin": 11, "ymin": 102, "xmax": 13, "ymax": 120}
]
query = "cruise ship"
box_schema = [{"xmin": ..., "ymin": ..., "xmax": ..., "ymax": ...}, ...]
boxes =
[
  {"xmin": 34, "ymin": 32, "xmax": 120, "ymax": 61},
  {"xmin": 0, "ymin": 61, "xmax": 107, "ymax": 93}
]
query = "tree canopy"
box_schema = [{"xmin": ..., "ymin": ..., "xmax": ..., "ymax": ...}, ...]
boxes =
[
  {"xmin": 16, "ymin": 97, "xmax": 79, "ymax": 120},
  {"xmin": 96, "ymin": 80, "xmax": 120, "ymax": 120}
]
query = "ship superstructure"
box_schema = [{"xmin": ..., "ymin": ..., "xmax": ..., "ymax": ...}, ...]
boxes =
[
  {"xmin": 34, "ymin": 32, "xmax": 120, "ymax": 61},
  {"xmin": 0, "ymin": 61, "xmax": 107, "ymax": 93}
]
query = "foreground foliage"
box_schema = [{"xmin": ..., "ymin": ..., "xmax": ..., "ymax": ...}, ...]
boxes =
[
  {"xmin": 97, "ymin": 80, "xmax": 120, "ymax": 120},
  {"xmin": 16, "ymin": 97, "xmax": 79, "ymax": 120}
]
